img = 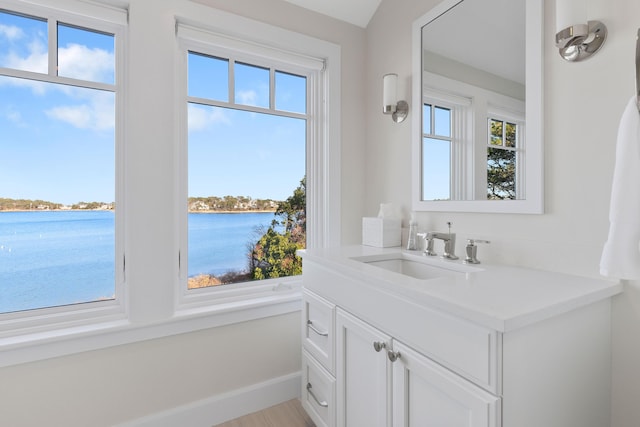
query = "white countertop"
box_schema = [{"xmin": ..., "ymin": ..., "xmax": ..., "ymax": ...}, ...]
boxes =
[{"xmin": 299, "ymin": 245, "xmax": 623, "ymax": 332}]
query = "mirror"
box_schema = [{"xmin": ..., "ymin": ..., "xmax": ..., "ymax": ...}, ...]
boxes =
[{"xmin": 411, "ymin": 0, "xmax": 543, "ymax": 213}]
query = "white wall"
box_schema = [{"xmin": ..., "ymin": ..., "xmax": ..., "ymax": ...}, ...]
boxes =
[
  {"xmin": 365, "ymin": 0, "xmax": 640, "ymax": 426},
  {"xmin": 0, "ymin": 1, "xmax": 367, "ymax": 426},
  {"xmin": 5, "ymin": 0, "xmax": 640, "ymax": 425}
]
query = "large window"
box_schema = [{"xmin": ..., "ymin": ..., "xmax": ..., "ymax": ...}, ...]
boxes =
[
  {"xmin": 0, "ymin": 6, "xmax": 123, "ymax": 315},
  {"xmin": 177, "ymin": 22, "xmax": 334, "ymax": 305},
  {"xmin": 186, "ymin": 51, "xmax": 308, "ymax": 290}
]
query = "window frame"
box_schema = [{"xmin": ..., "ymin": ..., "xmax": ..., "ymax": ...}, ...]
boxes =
[
  {"xmin": 486, "ymin": 107, "xmax": 526, "ymax": 200},
  {"xmin": 421, "ymin": 89, "xmax": 473, "ymax": 201},
  {"xmin": 0, "ymin": 4, "xmax": 341, "ymax": 368},
  {"xmin": 0, "ymin": 0, "xmax": 127, "ymax": 333},
  {"xmin": 175, "ymin": 22, "xmax": 338, "ymax": 311},
  {"xmin": 416, "ymin": 73, "xmax": 525, "ymax": 205}
]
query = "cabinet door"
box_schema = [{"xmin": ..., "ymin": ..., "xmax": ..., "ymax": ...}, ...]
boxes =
[
  {"xmin": 392, "ymin": 341, "xmax": 500, "ymax": 427},
  {"xmin": 336, "ymin": 309, "xmax": 391, "ymax": 427}
]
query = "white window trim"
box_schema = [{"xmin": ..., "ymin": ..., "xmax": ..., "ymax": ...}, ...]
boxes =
[
  {"xmin": 0, "ymin": 5, "xmax": 341, "ymax": 368},
  {"xmin": 417, "ymin": 72, "xmax": 525, "ymax": 204},
  {"xmin": 486, "ymin": 107, "xmax": 526, "ymax": 199}
]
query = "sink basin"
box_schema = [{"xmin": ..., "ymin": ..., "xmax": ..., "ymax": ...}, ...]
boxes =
[{"xmin": 351, "ymin": 252, "xmax": 479, "ymax": 280}]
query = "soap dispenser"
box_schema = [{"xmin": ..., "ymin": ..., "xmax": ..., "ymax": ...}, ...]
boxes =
[{"xmin": 406, "ymin": 212, "xmax": 418, "ymax": 250}]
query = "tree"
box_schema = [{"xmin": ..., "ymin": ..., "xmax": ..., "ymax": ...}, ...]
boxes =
[
  {"xmin": 487, "ymin": 147, "xmax": 516, "ymax": 200},
  {"xmin": 250, "ymin": 177, "xmax": 306, "ymax": 280}
]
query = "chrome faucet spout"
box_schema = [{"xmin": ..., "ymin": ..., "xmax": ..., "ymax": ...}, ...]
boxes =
[{"xmin": 426, "ymin": 231, "xmax": 458, "ymax": 260}]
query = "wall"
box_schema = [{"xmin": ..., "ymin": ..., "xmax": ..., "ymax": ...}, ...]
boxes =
[
  {"xmin": 0, "ymin": 0, "xmax": 367, "ymax": 426},
  {"xmin": 365, "ymin": 0, "xmax": 640, "ymax": 426}
]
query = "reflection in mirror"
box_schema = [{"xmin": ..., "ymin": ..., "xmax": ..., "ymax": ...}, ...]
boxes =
[{"xmin": 411, "ymin": 0, "xmax": 543, "ymax": 213}]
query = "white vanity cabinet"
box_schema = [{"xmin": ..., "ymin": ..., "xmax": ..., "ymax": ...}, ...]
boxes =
[
  {"xmin": 299, "ymin": 247, "xmax": 622, "ymax": 427},
  {"xmin": 336, "ymin": 308, "xmax": 499, "ymax": 427}
]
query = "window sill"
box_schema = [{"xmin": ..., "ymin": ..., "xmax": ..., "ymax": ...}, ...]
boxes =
[{"xmin": 0, "ymin": 288, "xmax": 302, "ymax": 368}]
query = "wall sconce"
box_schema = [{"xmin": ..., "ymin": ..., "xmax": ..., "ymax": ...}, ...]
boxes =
[
  {"xmin": 383, "ymin": 73, "xmax": 408, "ymax": 123},
  {"xmin": 555, "ymin": 0, "xmax": 607, "ymax": 62}
]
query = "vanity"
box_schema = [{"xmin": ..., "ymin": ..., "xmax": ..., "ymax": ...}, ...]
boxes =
[{"xmin": 299, "ymin": 246, "xmax": 622, "ymax": 427}]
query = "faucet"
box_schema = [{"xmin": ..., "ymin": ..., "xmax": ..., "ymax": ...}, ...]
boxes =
[{"xmin": 417, "ymin": 222, "xmax": 459, "ymax": 260}]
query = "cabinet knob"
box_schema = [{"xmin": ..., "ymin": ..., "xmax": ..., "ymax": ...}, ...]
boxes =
[
  {"xmin": 387, "ymin": 350, "xmax": 401, "ymax": 362},
  {"xmin": 373, "ymin": 341, "xmax": 387, "ymax": 352}
]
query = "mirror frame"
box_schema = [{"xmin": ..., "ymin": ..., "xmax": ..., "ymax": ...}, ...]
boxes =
[{"xmin": 411, "ymin": 0, "xmax": 544, "ymax": 214}]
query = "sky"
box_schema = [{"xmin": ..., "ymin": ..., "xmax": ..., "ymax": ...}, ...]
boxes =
[
  {"xmin": 0, "ymin": 10, "xmax": 306, "ymax": 205},
  {"xmin": 187, "ymin": 52, "xmax": 306, "ymax": 201}
]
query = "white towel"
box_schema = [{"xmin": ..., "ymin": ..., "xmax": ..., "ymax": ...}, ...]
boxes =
[{"xmin": 600, "ymin": 96, "xmax": 640, "ymax": 279}]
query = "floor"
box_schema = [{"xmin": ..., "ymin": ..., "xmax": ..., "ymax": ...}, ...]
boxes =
[{"xmin": 214, "ymin": 399, "xmax": 315, "ymax": 427}]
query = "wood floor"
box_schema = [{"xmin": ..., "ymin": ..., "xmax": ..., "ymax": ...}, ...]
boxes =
[{"xmin": 214, "ymin": 399, "xmax": 315, "ymax": 427}]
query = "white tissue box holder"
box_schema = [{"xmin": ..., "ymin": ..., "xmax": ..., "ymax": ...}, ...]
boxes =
[{"xmin": 362, "ymin": 217, "xmax": 401, "ymax": 247}]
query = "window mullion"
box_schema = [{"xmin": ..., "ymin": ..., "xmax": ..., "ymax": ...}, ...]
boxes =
[
  {"xmin": 228, "ymin": 58, "xmax": 235, "ymax": 104},
  {"xmin": 48, "ymin": 15, "xmax": 57, "ymax": 77},
  {"xmin": 269, "ymin": 68, "xmax": 275, "ymax": 110}
]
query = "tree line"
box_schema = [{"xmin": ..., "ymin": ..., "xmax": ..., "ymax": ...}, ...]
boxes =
[
  {"xmin": 188, "ymin": 177, "xmax": 306, "ymax": 288},
  {"xmin": 0, "ymin": 198, "xmax": 113, "ymax": 211}
]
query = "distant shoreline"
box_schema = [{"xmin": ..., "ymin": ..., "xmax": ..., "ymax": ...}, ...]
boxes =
[
  {"xmin": 0, "ymin": 209, "xmax": 276, "ymax": 214},
  {"xmin": 190, "ymin": 209, "xmax": 276, "ymax": 214}
]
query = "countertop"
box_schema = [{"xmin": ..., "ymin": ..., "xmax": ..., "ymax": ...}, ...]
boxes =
[{"xmin": 299, "ymin": 245, "xmax": 623, "ymax": 332}]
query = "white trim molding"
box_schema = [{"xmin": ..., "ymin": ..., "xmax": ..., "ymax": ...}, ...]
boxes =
[{"xmin": 115, "ymin": 372, "xmax": 302, "ymax": 427}]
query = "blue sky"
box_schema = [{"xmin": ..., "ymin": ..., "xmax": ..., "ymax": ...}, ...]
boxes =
[
  {"xmin": 0, "ymin": 11, "xmax": 306, "ymax": 205},
  {"xmin": 187, "ymin": 53, "xmax": 306, "ymax": 201}
]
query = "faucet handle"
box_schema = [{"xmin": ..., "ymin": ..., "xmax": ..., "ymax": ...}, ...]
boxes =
[
  {"xmin": 467, "ymin": 239, "xmax": 490, "ymax": 245},
  {"xmin": 464, "ymin": 239, "xmax": 490, "ymax": 264},
  {"xmin": 416, "ymin": 232, "xmax": 437, "ymax": 256}
]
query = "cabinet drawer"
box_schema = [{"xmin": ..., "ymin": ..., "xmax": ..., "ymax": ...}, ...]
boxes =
[
  {"xmin": 302, "ymin": 350, "xmax": 335, "ymax": 427},
  {"xmin": 303, "ymin": 289, "xmax": 335, "ymax": 373},
  {"xmin": 378, "ymin": 298, "xmax": 500, "ymax": 393}
]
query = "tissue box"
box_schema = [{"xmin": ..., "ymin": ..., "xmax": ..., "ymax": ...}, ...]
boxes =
[{"xmin": 362, "ymin": 217, "xmax": 401, "ymax": 247}]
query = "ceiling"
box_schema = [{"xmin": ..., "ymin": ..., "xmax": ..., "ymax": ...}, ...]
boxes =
[{"xmin": 281, "ymin": 0, "xmax": 382, "ymax": 28}]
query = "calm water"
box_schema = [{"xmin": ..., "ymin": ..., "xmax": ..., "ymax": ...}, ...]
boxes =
[{"xmin": 0, "ymin": 211, "xmax": 275, "ymax": 313}]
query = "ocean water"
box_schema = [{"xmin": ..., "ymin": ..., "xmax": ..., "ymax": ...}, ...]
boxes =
[{"xmin": 0, "ymin": 211, "xmax": 275, "ymax": 313}]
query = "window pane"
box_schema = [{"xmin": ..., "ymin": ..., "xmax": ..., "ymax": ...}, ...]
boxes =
[
  {"xmin": 188, "ymin": 104, "xmax": 305, "ymax": 287},
  {"xmin": 422, "ymin": 137, "xmax": 450, "ymax": 201},
  {"xmin": 434, "ymin": 106, "xmax": 450, "ymax": 137},
  {"xmin": 505, "ymin": 122, "xmax": 517, "ymax": 147},
  {"xmin": 275, "ymin": 70, "xmax": 306, "ymax": 113},
  {"xmin": 0, "ymin": 76, "xmax": 115, "ymax": 313},
  {"xmin": 489, "ymin": 119, "xmax": 503, "ymax": 146},
  {"xmin": 423, "ymin": 104, "xmax": 431, "ymax": 134},
  {"xmin": 235, "ymin": 62, "xmax": 269, "ymax": 108},
  {"xmin": 487, "ymin": 147, "xmax": 516, "ymax": 200},
  {"xmin": 0, "ymin": 10, "xmax": 47, "ymax": 73},
  {"xmin": 188, "ymin": 52, "xmax": 228, "ymax": 101},
  {"xmin": 57, "ymin": 23, "xmax": 115, "ymax": 84}
]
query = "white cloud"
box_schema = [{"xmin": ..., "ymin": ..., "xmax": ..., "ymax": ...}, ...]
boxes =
[
  {"xmin": 0, "ymin": 24, "xmax": 24, "ymax": 41},
  {"xmin": 2, "ymin": 39, "xmax": 47, "ymax": 75},
  {"xmin": 236, "ymin": 90, "xmax": 258, "ymax": 106},
  {"xmin": 188, "ymin": 104, "xmax": 230, "ymax": 131},
  {"xmin": 1, "ymin": 106, "xmax": 25, "ymax": 127},
  {"xmin": 58, "ymin": 43, "xmax": 114, "ymax": 83},
  {"xmin": 45, "ymin": 91, "xmax": 115, "ymax": 131}
]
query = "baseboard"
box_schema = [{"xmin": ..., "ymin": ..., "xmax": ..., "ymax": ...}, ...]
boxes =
[{"xmin": 116, "ymin": 371, "xmax": 302, "ymax": 427}]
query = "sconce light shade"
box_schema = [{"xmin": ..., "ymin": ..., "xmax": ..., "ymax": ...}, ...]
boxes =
[
  {"xmin": 382, "ymin": 73, "xmax": 408, "ymax": 123},
  {"xmin": 555, "ymin": 0, "xmax": 606, "ymax": 62}
]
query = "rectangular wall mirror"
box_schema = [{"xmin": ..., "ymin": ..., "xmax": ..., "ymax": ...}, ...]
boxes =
[{"xmin": 411, "ymin": 0, "xmax": 544, "ymax": 213}]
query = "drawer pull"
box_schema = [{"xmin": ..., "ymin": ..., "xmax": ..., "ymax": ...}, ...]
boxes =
[
  {"xmin": 306, "ymin": 382, "xmax": 329, "ymax": 408},
  {"xmin": 373, "ymin": 341, "xmax": 387, "ymax": 352},
  {"xmin": 307, "ymin": 320, "xmax": 329, "ymax": 337},
  {"xmin": 387, "ymin": 350, "xmax": 401, "ymax": 362}
]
